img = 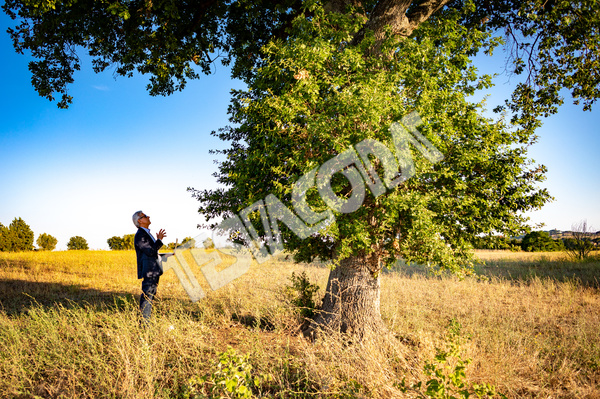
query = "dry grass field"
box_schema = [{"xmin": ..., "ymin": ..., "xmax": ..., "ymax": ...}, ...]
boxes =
[{"xmin": 0, "ymin": 249, "xmax": 599, "ymax": 398}]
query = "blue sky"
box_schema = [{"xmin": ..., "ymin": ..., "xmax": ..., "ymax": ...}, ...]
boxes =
[{"xmin": 1, "ymin": 12, "xmax": 598, "ymax": 250}]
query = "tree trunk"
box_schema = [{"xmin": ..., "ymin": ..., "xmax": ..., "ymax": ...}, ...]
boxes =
[{"xmin": 307, "ymin": 254, "xmax": 385, "ymax": 340}]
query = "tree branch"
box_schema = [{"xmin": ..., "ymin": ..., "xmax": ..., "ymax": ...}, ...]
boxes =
[
  {"xmin": 351, "ymin": 0, "xmax": 451, "ymax": 50},
  {"xmin": 404, "ymin": 0, "xmax": 450, "ymax": 35}
]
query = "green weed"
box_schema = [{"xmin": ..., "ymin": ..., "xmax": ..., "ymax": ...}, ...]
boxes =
[
  {"xmin": 284, "ymin": 271, "xmax": 320, "ymax": 319},
  {"xmin": 180, "ymin": 347, "xmax": 272, "ymax": 398},
  {"xmin": 398, "ymin": 319, "xmax": 507, "ymax": 399}
]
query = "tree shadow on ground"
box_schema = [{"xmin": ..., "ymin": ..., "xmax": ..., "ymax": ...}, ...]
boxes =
[
  {"xmin": 0, "ymin": 278, "xmax": 137, "ymax": 315},
  {"xmin": 474, "ymin": 256, "xmax": 600, "ymax": 288},
  {"xmin": 386, "ymin": 256, "xmax": 600, "ymax": 289},
  {"xmin": 231, "ymin": 313, "xmax": 276, "ymax": 331}
]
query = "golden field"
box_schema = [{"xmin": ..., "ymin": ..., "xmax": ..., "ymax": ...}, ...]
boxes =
[{"xmin": 0, "ymin": 249, "xmax": 599, "ymax": 398}]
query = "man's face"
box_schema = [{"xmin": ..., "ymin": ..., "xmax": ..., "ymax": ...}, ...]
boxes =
[{"xmin": 138, "ymin": 212, "xmax": 151, "ymax": 228}]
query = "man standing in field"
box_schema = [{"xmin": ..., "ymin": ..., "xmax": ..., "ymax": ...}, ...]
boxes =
[{"xmin": 132, "ymin": 211, "xmax": 167, "ymax": 322}]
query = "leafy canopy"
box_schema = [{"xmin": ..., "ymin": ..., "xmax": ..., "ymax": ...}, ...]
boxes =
[
  {"xmin": 3, "ymin": 0, "xmax": 599, "ymax": 123},
  {"xmin": 191, "ymin": 1, "xmax": 550, "ymax": 275},
  {"xmin": 36, "ymin": 232, "xmax": 58, "ymax": 251},
  {"xmin": 67, "ymin": 235, "xmax": 89, "ymax": 250}
]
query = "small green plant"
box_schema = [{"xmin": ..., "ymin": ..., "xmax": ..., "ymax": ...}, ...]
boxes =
[
  {"xmin": 284, "ymin": 271, "xmax": 320, "ymax": 318},
  {"xmin": 397, "ymin": 319, "xmax": 506, "ymax": 399},
  {"xmin": 181, "ymin": 347, "xmax": 271, "ymax": 398}
]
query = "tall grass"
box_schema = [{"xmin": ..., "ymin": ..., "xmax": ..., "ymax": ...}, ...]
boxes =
[{"xmin": 1, "ymin": 250, "xmax": 599, "ymax": 398}]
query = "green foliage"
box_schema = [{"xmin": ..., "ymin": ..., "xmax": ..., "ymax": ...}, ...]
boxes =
[
  {"xmin": 36, "ymin": 233, "xmax": 58, "ymax": 251},
  {"xmin": 563, "ymin": 237, "xmax": 595, "ymax": 260},
  {"xmin": 398, "ymin": 319, "xmax": 507, "ymax": 399},
  {"xmin": 181, "ymin": 347, "xmax": 271, "ymax": 398},
  {"xmin": 471, "ymin": 236, "xmax": 521, "ymax": 251},
  {"xmin": 472, "ymin": 0, "xmax": 600, "ymax": 135},
  {"xmin": 67, "ymin": 236, "xmax": 89, "ymax": 250},
  {"xmin": 107, "ymin": 234, "xmax": 135, "ymax": 250},
  {"xmin": 192, "ymin": 2, "xmax": 549, "ymax": 276},
  {"xmin": 284, "ymin": 271, "xmax": 320, "ymax": 318},
  {"xmin": 521, "ymin": 231, "xmax": 564, "ymax": 252},
  {"xmin": 0, "ymin": 223, "xmax": 10, "ymax": 252},
  {"xmin": 0, "ymin": 217, "xmax": 34, "ymax": 252},
  {"xmin": 122, "ymin": 234, "xmax": 134, "ymax": 249},
  {"xmin": 107, "ymin": 236, "xmax": 125, "ymax": 250},
  {"xmin": 3, "ymin": 0, "xmax": 229, "ymax": 107},
  {"xmin": 4, "ymin": 0, "xmax": 599, "ymax": 129}
]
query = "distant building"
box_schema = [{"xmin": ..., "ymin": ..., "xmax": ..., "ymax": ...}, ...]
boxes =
[{"xmin": 548, "ymin": 229, "xmax": 562, "ymax": 238}]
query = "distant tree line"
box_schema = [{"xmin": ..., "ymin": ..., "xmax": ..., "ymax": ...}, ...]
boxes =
[
  {"xmin": 473, "ymin": 221, "xmax": 598, "ymax": 260},
  {"xmin": 1, "ymin": 214, "xmax": 596, "ymax": 260},
  {"xmin": 106, "ymin": 235, "xmax": 196, "ymax": 251},
  {"xmin": 471, "ymin": 235, "xmax": 523, "ymax": 251},
  {"xmin": 0, "ymin": 216, "xmax": 89, "ymax": 251}
]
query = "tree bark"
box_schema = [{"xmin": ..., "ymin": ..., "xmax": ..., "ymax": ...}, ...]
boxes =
[
  {"xmin": 307, "ymin": 253, "xmax": 386, "ymax": 340},
  {"xmin": 350, "ymin": 0, "xmax": 452, "ymax": 49}
]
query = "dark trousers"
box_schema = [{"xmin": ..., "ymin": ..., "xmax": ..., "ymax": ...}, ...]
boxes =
[{"xmin": 140, "ymin": 276, "xmax": 159, "ymax": 322}]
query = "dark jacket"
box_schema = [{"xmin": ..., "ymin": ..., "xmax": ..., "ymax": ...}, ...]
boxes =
[{"xmin": 134, "ymin": 228, "xmax": 164, "ymax": 279}]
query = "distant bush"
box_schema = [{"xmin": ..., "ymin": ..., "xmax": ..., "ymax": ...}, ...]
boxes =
[
  {"xmin": 107, "ymin": 233, "xmax": 134, "ymax": 250},
  {"xmin": 107, "ymin": 236, "xmax": 123, "ymax": 250},
  {"xmin": 0, "ymin": 217, "xmax": 34, "ymax": 252},
  {"xmin": 67, "ymin": 236, "xmax": 89, "ymax": 250},
  {"xmin": 36, "ymin": 233, "xmax": 58, "ymax": 251},
  {"xmin": 122, "ymin": 234, "xmax": 134, "ymax": 249},
  {"xmin": 521, "ymin": 231, "xmax": 564, "ymax": 252},
  {"xmin": 563, "ymin": 237, "xmax": 595, "ymax": 260}
]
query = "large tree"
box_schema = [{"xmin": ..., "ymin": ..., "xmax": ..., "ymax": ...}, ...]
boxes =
[
  {"xmin": 193, "ymin": 2, "xmax": 552, "ymax": 337},
  {"xmin": 4, "ymin": 0, "xmax": 599, "ymax": 337}
]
